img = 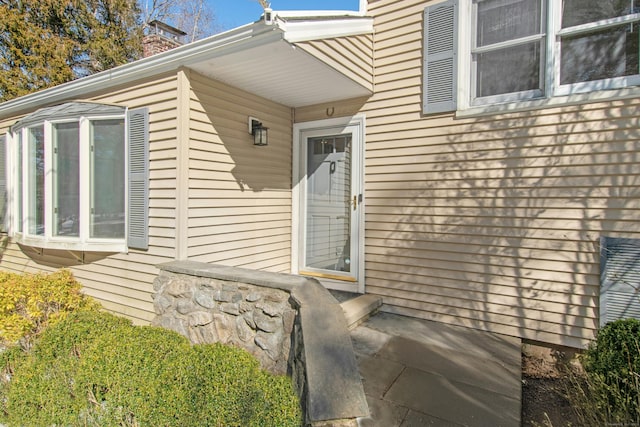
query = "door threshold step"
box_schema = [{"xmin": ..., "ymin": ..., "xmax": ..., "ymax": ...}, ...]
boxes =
[{"xmin": 340, "ymin": 294, "xmax": 382, "ymax": 330}]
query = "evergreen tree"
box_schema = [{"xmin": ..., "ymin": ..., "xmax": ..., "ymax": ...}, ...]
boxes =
[{"xmin": 0, "ymin": 0, "xmax": 143, "ymax": 102}]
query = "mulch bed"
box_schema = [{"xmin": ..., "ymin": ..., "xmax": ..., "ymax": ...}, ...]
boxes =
[{"xmin": 521, "ymin": 353, "xmax": 581, "ymax": 427}]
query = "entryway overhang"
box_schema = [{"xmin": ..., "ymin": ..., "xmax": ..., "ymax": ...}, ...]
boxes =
[
  {"xmin": 188, "ymin": 38, "xmax": 371, "ymax": 108},
  {"xmin": 186, "ymin": 15, "xmax": 374, "ymax": 108}
]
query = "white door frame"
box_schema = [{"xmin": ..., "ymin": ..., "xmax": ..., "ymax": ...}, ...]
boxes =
[{"xmin": 292, "ymin": 114, "xmax": 366, "ymax": 293}]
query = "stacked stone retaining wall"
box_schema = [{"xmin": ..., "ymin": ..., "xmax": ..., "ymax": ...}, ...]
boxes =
[
  {"xmin": 153, "ymin": 271, "xmax": 295, "ymax": 374},
  {"xmin": 152, "ymin": 261, "xmax": 369, "ymax": 426}
]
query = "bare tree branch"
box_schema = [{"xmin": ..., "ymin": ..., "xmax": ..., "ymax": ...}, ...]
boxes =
[{"xmin": 141, "ymin": 0, "xmax": 217, "ymax": 41}]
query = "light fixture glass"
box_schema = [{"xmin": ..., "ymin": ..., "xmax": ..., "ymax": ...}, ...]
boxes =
[{"xmin": 250, "ymin": 118, "xmax": 268, "ymax": 146}]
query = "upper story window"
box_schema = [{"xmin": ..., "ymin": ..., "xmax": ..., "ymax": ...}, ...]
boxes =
[
  {"xmin": 472, "ymin": 0, "xmax": 546, "ymax": 103},
  {"xmin": 557, "ymin": 0, "xmax": 640, "ymax": 92},
  {"xmin": 5, "ymin": 102, "xmax": 149, "ymax": 252},
  {"xmin": 422, "ymin": 0, "xmax": 640, "ymax": 113}
]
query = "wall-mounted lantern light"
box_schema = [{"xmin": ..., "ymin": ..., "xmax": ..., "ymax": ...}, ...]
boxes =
[{"xmin": 249, "ymin": 117, "xmax": 268, "ymax": 146}]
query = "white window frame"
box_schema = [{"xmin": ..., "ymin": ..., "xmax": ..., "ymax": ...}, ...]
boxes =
[
  {"xmin": 470, "ymin": 0, "xmax": 548, "ymax": 106},
  {"xmin": 9, "ymin": 113, "xmax": 127, "ymax": 252},
  {"xmin": 552, "ymin": 2, "xmax": 640, "ymax": 96},
  {"xmin": 458, "ymin": 0, "xmax": 640, "ymax": 113}
]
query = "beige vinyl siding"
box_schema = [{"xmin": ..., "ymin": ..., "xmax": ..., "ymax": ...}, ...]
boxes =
[
  {"xmin": 295, "ymin": 34, "xmax": 374, "ymax": 92},
  {"xmin": 0, "ymin": 74, "xmax": 180, "ymax": 324},
  {"xmin": 366, "ymin": 0, "xmax": 640, "ymax": 347},
  {"xmin": 295, "ymin": 0, "xmax": 640, "ymax": 347},
  {"xmin": 294, "ymin": 97, "xmax": 369, "ymax": 124},
  {"xmin": 186, "ymin": 72, "xmax": 293, "ymax": 272}
]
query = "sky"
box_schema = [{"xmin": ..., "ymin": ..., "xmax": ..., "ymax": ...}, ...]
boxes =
[{"xmin": 208, "ymin": 0, "xmax": 361, "ymax": 30}]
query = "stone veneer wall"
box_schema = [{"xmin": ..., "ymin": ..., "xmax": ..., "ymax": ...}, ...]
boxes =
[
  {"xmin": 152, "ymin": 261, "xmax": 369, "ymax": 426},
  {"xmin": 153, "ymin": 270, "xmax": 296, "ymax": 374}
]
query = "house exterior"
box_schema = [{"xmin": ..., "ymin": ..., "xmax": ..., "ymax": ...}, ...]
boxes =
[{"xmin": 0, "ymin": 0, "xmax": 639, "ymax": 349}]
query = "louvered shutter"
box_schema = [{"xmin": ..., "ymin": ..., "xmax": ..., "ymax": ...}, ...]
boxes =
[
  {"xmin": 600, "ymin": 236, "xmax": 640, "ymax": 326},
  {"xmin": 127, "ymin": 108, "xmax": 149, "ymax": 250},
  {"xmin": 0, "ymin": 136, "xmax": 6, "ymax": 233},
  {"xmin": 423, "ymin": 0, "xmax": 458, "ymax": 114}
]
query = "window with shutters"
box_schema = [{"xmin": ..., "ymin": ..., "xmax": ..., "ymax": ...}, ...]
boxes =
[
  {"xmin": 424, "ymin": 0, "xmax": 640, "ymax": 113},
  {"xmin": 423, "ymin": 0, "xmax": 458, "ymax": 114},
  {"xmin": 6, "ymin": 102, "xmax": 146, "ymax": 252}
]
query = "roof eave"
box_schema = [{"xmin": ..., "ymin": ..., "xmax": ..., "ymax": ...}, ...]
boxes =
[
  {"xmin": 0, "ymin": 22, "xmax": 283, "ymax": 118},
  {"xmin": 0, "ymin": 14, "xmax": 374, "ymax": 118}
]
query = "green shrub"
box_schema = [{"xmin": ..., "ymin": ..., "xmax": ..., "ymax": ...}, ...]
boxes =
[
  {"xmin": 0, "ymin": 311, "xmax": 302, "ymax": 427},
  {"xmin": 0, "ymin": 345, "xmax": 27, "ymax": 404},
  {"xmin": 189, "ymin": 343, "xmax": 264, "ymax": 426},
  {"xmin": 188, "ymin": 344, "xmax": 301, "ymax": 427},
  {"xmin": 0, "ymin": 269, "xmax": 99, "ymax": 349},
  {"xmin": 77, "ymin": 324, "xmax": 193, "ymax": 426},
  {"xmin": 1, "ymin": 311, "xmax": 137, "ymax": 426},
  {"xmin": 573, "ymin": 318, "xmax": 640, "ymax": 425},
  {"xmin": 252, "ymin": 370, "xmax": 304, "ymax": 427},
  {"xmin": 583, "ymin": 319, "xmax": 640, "ymax": 378}
]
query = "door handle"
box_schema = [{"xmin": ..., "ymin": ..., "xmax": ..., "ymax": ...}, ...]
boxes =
[{"xmin": 352, "ymin": 194, "xmax": 363, "ymax": 210}]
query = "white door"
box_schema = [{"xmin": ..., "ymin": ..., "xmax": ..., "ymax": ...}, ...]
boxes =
[{"xmin": 293, "ymin": 117, "xmax": 364, "ymax": 290}]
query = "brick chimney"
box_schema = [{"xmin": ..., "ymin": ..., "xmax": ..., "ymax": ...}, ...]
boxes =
[{"xmin": 143, "ymin": 20, "xmax": 187, "ymax": 57}]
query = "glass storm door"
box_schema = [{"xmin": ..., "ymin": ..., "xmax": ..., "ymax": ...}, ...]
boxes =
[{"xmin": 298, "ymin": 123, "xmax": 362, "ymax": 284}]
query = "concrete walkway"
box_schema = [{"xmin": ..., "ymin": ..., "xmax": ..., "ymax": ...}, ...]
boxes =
[{"xmin": 350, "ymin": 313, "xmax": 522, "ymax": 427}]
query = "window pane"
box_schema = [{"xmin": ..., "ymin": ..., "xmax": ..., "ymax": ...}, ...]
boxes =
[
  {"xmin": 476, "ymin": 42, "xmax": 542, "ymax": 97},
  {"xmin": 27, "ymin": 126, "xmax": 44, "ymax": 236},
  {"xmin": 15, "ymin": 132, "xmax": 22, "ymax": 233},
  {"xmin": 562, "ymin": 0, "xmax": 635, "ymax": 28},
  {"xmin": 90, "ymin": 119, "xmax": 125, "ymax": 239},
  {"xmin": 561, "ymin": 25, "xmax": 639, "ymax": 84},
  {"xmin": 476, "ymin": 0, "xmax": 543, "ymax": 46},
  {"xmin": 305, "ymin": 135, "xmax": 352, "ymax": 273},
  {"xmin": 53, "ymin": 122, "xmax": 79, "ymax": 237}
]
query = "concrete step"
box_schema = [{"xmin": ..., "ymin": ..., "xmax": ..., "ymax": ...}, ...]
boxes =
[{"xmin": 341, "ymin": 294, "xmax": 382, "ymax": 330}]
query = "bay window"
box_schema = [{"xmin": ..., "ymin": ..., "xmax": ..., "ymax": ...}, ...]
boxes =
[
  {"xmin": 7, "ymin": 102, "xmax": 149, "ymax": 252},
  {"xmin": 90, "ymin": 120, "xmax": 125, "ymax": 239},
  {"xmin": 27, "ymin": 125, "xmax": 44, "ymax": 236},
  {"xmin": 53, "ymin": 122, "xmax": 80, "ymax": 237}
]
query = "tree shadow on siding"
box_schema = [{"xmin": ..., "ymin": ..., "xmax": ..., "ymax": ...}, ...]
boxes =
[{"xmin": 372, "ymin": 100, "xmax": 640, "ymax": 347}]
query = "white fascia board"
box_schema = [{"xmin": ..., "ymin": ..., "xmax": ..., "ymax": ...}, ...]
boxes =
[
  {"xmin": 278, "ymin": 17, "xmax": 374, "ymax": 43},
  {"xmin": 275, "ymin": 10, "xmax": 365, "ymax": 18},
  {"xmin": 0, "ymin": 22, "xmax": 284, "ymax": 118}
]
